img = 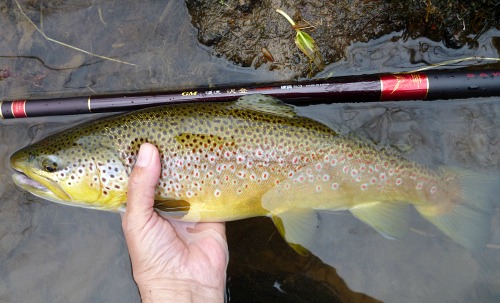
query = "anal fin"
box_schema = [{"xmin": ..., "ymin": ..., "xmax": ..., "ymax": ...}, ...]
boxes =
[{"xmin": 350, "ymin": 202, "xmax": 410, "ymax": 239}]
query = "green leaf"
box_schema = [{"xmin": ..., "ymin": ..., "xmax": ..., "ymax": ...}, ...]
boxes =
[
  {"xmin": 276, "ymin": 8, "xmax": 325, "ymax": 71},
  {"xmin": 295, "ymin": 30, "xmax": 325, "ymax": 70}
]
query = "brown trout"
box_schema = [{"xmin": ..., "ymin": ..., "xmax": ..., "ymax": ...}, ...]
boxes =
[{"xmin": 10, "ymin": 95, "xmax": 494, "ymax": 251}]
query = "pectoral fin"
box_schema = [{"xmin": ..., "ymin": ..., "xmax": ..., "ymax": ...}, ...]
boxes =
[
  {"xmin": 154, "ymin": 199, "xmax": 191, "ymax": 219},
  {"xmin": 350, "ymin": 202, "xmax": 410, "ymax": 239},
  {"xmin": 271, "ymin": 208, "xmax": 319, "ymax": 256}
]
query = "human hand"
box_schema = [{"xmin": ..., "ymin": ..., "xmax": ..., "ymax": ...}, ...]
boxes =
[{"xmin": 122, "ymin": 143, "xmax": 228, "ymax": 303}]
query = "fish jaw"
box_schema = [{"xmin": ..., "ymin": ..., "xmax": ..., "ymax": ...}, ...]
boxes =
[
  {"xmin": 11, "ymin": 167, "xmax": 71, "ymax": 204},
  {"xmin": 9, "ymin": 145, "xmax": 123, "ymax": 211}
]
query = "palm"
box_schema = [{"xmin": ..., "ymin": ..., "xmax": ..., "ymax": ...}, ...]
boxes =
[
  {"xmin": 127, "ymin": 213, "xmax": 228, "ymax": 289},
  {"xmin": 121, "ymin": 143, "xmax": 228, "ymax": 301}
]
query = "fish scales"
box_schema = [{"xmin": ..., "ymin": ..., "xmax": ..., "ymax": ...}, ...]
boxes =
[
  {"xmin": 92, "ymin": 104, "xmax": 441, "ymax": 220},
  {"xmin": 10, "ymin": 95, "xmax": 495, "ymax": 252},
  {"xmin": 109, "ymin": 101, "xmax": 340, "ymax": 220}
]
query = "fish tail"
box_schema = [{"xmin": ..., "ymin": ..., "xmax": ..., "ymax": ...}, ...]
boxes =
[{"xmin": 415, "ymin": 168, "xmax": 497, "ymax": 250}]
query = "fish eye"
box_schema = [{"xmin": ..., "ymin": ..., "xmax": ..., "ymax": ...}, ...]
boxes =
[{"xmin": 41, "ymin": 155, "xmax": 61, "ymax": 173}]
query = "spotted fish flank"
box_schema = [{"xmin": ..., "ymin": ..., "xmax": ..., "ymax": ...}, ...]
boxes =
[{"xmin": 10, "ymin": 94, "xmax": 495, "ymax": 252}]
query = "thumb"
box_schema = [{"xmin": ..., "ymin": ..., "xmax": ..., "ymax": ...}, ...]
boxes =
[{"xmin": 123, "ymin": 143, "xmax": 161, "ymax": 228}]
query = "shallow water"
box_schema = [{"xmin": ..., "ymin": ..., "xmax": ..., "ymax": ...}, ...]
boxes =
[{"xmin": 1, "ymin": 0, "xmax": 500, "ymax": 302}]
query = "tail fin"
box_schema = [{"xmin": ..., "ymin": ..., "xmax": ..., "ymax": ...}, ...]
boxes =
[{"xmin": 415, "ymin": 168, "xmax": 497, "ymax": 251}]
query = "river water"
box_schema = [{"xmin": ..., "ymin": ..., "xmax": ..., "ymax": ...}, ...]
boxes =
[{"xmin": 1, "ymin": 1, "xmax": 499, "ymax": 302}]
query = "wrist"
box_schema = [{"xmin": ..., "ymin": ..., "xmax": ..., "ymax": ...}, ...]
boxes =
[{"xmin": 137, "ymin": 279, "xmax": 225, "ymax": 303}]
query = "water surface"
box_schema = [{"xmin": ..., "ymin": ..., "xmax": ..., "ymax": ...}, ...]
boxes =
[{"xmin": 1, "ymin": 0, "xmax": 499, "ymax": 302}]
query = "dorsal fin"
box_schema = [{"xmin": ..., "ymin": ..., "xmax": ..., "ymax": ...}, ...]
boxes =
[{"xmin": 232, "ymin": 94, "xmax": 297, "ymax": 118}]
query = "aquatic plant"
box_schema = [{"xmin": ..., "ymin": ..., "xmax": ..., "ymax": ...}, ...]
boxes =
[{"xmin": 276, "ymin": 9, "xmax": 324, "ymax": 70}]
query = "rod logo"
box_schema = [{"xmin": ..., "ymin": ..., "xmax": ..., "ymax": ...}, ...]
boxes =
[{"xmin": 380, "ymin": 73, "xmax": 429, "ymax": 101}]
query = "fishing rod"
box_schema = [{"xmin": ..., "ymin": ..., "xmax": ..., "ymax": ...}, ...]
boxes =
[{"xmin": 1, "ymin": 68, "xmax": 499, "ymax": 119}]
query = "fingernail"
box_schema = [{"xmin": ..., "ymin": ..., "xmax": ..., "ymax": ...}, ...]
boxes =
[{"xmin": 135, "ymin": 144, "xmax": 153, "ymax": 167}]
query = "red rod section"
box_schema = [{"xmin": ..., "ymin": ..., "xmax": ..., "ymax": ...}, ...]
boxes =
[{"xmin": 1, "ymin": 69, "xmax": 499, "ymax": 119}]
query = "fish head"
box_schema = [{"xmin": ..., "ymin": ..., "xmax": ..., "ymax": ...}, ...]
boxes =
[{"xmin": 10, "ymin": 132, "xmax": 128, "ymax": 211}]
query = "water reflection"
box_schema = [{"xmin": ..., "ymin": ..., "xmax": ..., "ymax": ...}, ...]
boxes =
[
  {"xmin": 226, "ymin": 218, "xmax": 382, "ymax": 303},
  {"xmin": 1, "ymin": 0, "xmax": 499, "ymax": 302}
]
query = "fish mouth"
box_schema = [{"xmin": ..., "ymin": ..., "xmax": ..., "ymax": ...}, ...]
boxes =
[{"xmin": 11, "ymin": 168, "xmax": 71, "ymax": 203}]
